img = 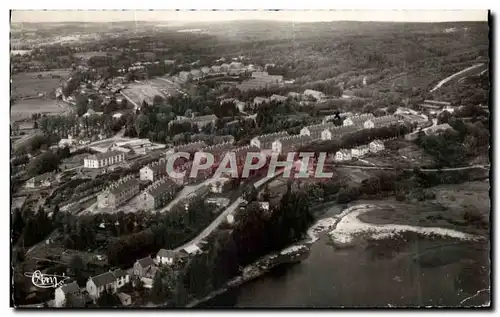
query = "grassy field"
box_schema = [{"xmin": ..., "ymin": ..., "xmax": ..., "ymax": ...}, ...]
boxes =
[
  {"xmin": 11, "ymin": 98, "xmax": 72, "ymax": 121},
  {"xmin": 122, "ymin": 81, "xmax": 170, "ymax": 105},
  {"xmin": 11, "ymin": 69, "xmax": 71, "ymax": 99},
  {"xmin": 357, "ymin": 181, "xmax": 490, "ymax": 236}
]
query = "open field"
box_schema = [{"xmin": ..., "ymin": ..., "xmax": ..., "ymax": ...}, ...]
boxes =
[
  {"xmin": 357, "ymin": 181, "xmax": 490, "ymax": 237},
  {"xmin": 122, "ymin": 81, "xmax": 167, "ymax": 105},
  {"xmin": 11, "ymin": 69, "xmax": 71, "ymax": 99},
  {"xmin": 11, "ymin": 98, "xmax": 72, "ymax": 121}
]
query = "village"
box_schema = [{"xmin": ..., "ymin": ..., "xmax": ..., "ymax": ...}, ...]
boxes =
[{"xmin": 10, "ymin": 17, "xmax": 490, "ymax": 308}]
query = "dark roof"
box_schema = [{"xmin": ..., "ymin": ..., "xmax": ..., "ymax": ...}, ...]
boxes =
[
  {"xmin": 147, "ymin": 178, "xmax": 178, "ymax": 198},
  {"xmin": 90, "ymin": 272, "xmax": 116, "ymax": 287},
  {"xmin": 136, "ymin": 256, "xmax": 155, "ymax": 268},
  {"xmin": 109, "ymin": 178, "xmax": 140, "ymax": 195},
  {"xmin": 60, "ymin": 281, "xmax": 80, "ymax": 294},
  {"xmin": 112, "ymin": 269, "xmax": 127, "ymax": 279},
  {"xmin": 157, "ymin": 249, "xmax": 177, "ymax": 258},
  {"xmin": 253, "ymin": 132, "xmax": 289, "ymax": 143},
  {"xmin": 87, "ymin": 150, "xmax": 124, "ymax": 161}
]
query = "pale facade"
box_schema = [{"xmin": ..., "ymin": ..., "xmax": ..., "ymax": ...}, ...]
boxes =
[{"xmin": 84, "ymin": 151, "xmax": 125, "ymax": 169}]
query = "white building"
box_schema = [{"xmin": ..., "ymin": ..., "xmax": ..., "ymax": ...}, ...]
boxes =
[
  {"xmin": 343, "ymin": 114, "xmax": 375, "ymax": 127},
  {"xmin": 334, "ymin": 149, "xmax": 352, "ymax": 162},
  {"xmin": 84, "ymin": 150, "xmax": 125, "ymax": 169},
  {"xmin": 351, "ymin": 145, "xmax": 370, "ymax": 158},
  {"xmin": 369, "ymin": 140, "xmax": 385, "ymax": 153},
  {"xmin": 54, "ymin": 281, "xmax": 82, "ymax": 307},
  {"xmin": 156, "ymin": 249, "xmax": 179, "ymax": 266},
  {"xmin": 86, "ymin": 269, "xmax": 130, "ymax": 300},
  {"xmin": 250, "ymin": 132, "xmax": 289, "ymax": 149},
  {"xmin": 363, "ymin": 115, "xmax": 400, "ymax": 129},
  {"xmin": 303, "ymin": 89, "xmax": 325, "ymax": 101}
]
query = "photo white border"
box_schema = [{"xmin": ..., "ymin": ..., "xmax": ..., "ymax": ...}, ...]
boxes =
[{"xmin": 2, "ymin": 1, "xmax": 496, "ymax": 316}]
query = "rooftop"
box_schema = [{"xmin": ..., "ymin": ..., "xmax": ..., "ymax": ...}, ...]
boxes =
[
  {"xmin": 86, "ymin": 150, "xmax": 124, "ymax": 161},
  {"xmin": 136, "ymin": 256, "xmax": 155, "ymax": 268},
  {"xmin": 146, "ymin": 177, "xmax": 179, "ymax": 198}
]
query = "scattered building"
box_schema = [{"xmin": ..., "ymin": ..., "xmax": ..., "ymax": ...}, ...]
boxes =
[
  {"xmin": 97, "ymin": 176, "xmax": 140, "ymax": 209},
  {"xmin": 303, "ymin": 89, "xmax": 325, "ymax": 101},
  {"xmin": 25, "ymin": 172, "xmax": 55, "ymax": 188},
  {"xmin": 133, "ymin": 256, "xmax": 157, "ymax": 278},
  {"xmin": 253, "ymin": 96, "xmax": 269, "ymax": 107},
  {"xmin": 351, "ymin": 145, "xmax": 370, "ymax": 158},
  {"xmin": 54, "ymin": 281, "xmax": 84, "ymax": 307},
  {"xmin": 86, "ymin": 269, "xmax": 130, "ymax": 300},
  {"xmin": 202, "ymin": 141, "xmax": 235, "ymax": 163},
  {"xmin": 84, "ymin": 151, "xmax": 125, "ymax": 169},
  {"xmin": 369, "ymin": 140, "xmax": 385, "ymax": 153},
  {"xmin": 181, "ymin": 244, "xmax": 202, "ymax": 256},
  {"xmin": 156, "ymin": 249, "xmax": 180, "ymax": 266},
  {"xmin": 334, "ymin": 149, "xmax": 352, "ymax": 162}
]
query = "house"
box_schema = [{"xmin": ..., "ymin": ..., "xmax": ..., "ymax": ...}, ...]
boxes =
[
  {"xmin": 84, "ymin": 151, "xmax": 125, "ymax": 169},
  {"xmin": 363, "ymin": 115, "xmax": 400, "ymax": 129},
  {"xmin": 269, "ymin": 94, "xmax": 288, "ymax": 103},
  {"xmin": 190, "ymin": 69, "xmax": 202, "ymax": 80},
  {"xmin": 303, "ymin": 89, "xmax": 325, "ymax": 101},
  {"xmin": 97, "ymin": 176, "xmax": 140, "ymax": 209},
  {"xmin": 86, "ymin": 269, "xmax": 130, "ymax": 300},
  {"xmin": 156, "ymin": 249, "xmax": 180, "ymax": 266},
  {"xmin": 181, "ymin": 244, "xmax": 202, "ymax": 256},
  {"xmin": 424, "ymin": 123, "xmax": 454, "ymax": 136},
  {"xmin": 200, "ymin": 66, "xmax": 211, "ymax": 76},
  {"xmin": 133, "ymin": 256, "xmax": 157, "ymax": 278},
  {"xmin": 59, "ymin": 135, "xmax": 77, "ymax": 148},
  {"xmin": 112, "ymin": 113, "xmax": 123, "ymax": 119},
  {"xmin": 170, "ymin": 114, "xmax": 218, "ymax": 129},
  {"xmin": 211, "ymin": 65, "xmax": 222, "ymax": 73},
  {"xmin": 287, "ymin": 91, "xmax": 301, "ymax": 99},
  {"xmin": 351, "ymin": 145, "xmax": 370, "ymax": 158},
  {"xmin": 220, "ymin": 63, "xmax": 230, "ymax": 72},
  {"xmin": 334, "ymin": 149, "xmax": 352, "ymax": 162},
  {"xmin": 116, "ymin": 292, "xmax": 132, "ymax": 306},
  {"xmin": 178, "ymin": 71, "xmax": 192, "ymax": 82},
  {"xmin": 137, "ymin": 177, "xmax": 180, "ymax": 211},
  {"xmin": 398, "ymin": 113, "xmax": 428, "ymax": 126},
  {"xmin": 369, "ymin": 140, "xmax": 385, "ymax": 153},
  {"xmin": 25, "ymin": 173, "xmax": 55, "ymax": 188},
  {"xmin": 250, "ymin": 131, "xmax": 289, "ymax": 149},
  {"xmin": 320, "ymin": 125, "xmax": 360, "ymax": 141},
  {"xmin": 300, "ymin": 123, "xmax": 335, "ymax": 140},
  {"xmin": 139, "ymin": 160, "xmax": 168, "ymax": 182},
  {"xmin": 235, "ymin": 100, "xmax": 246, "ymax": 112},
  {"xmin": 253, "ymin": 96, "xmax": 269, "ymax": 106},
  {"xmin": 272, "ymin": 135, "xmax": 313, "ymax": 154},
  {"xmin": 343, "ymin": 114, "xmax": 375, "ymax": 127},
  {"xmin": 54, "ymin": 281, "xmax": 83, "ymax": 307},
  {"xmin": 205, "ymin": 197, "xmax": 231, "ymax": 208}
]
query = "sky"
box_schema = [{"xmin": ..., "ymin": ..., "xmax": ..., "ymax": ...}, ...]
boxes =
[{"xmin": 11, "ymin": 10, "xmax": 489, "ymax": 23}]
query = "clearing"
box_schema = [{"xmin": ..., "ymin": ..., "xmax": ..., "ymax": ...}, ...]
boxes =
[
  {"xmin": 11, "ymin": 69, "xmax": 71, "ymax": 99},
  {"xmin": 11, "ymin": 98, "xmax": 72, "ymax": 121}
]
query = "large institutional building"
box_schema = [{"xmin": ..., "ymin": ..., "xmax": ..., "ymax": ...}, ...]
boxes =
[{"xmin": 84, "ymin": 151, "xmax": 125, "ymax": 169}]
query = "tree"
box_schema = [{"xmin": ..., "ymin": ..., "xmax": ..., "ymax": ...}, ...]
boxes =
[
  {"xmin": 437, "ymin": 110, "xmax": 452, "ymax": 124},
  {"xmin": 69, "ymin": 255, "xmax": 86, "ymax": 283},
  {"xmin": 135, "ymin": 114, "xmax": 150, "ymax": 138},
  {"xmin": 76, "ymin": 94, "xmax": 88, "ymax": 117},
  {"xmin": 27, "ymin": 151, "xmax": 61, "ymax": 177}
]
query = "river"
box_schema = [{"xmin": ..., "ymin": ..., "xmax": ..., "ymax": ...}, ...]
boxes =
[{"xmin": 201, "ymin": 205, "xmax": 490, "ymax": 308}]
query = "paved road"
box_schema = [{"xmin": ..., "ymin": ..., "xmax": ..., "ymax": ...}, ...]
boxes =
[
  {"xmin": 159, "ymin": 177, "xmax": 217, "ymax": 213},
  {"xmin": 430, "ymin": 63, "xmax": 485, "ymax": 93},
  {"xmin": 174, "ymin": 197, "xmax": 246, "ymax": 252},
  {"xmin": 333, "ymin": 163, "xmax": 490, "ymax": 172}
]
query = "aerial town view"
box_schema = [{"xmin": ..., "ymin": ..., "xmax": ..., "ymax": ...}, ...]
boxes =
[{"xmin": 10, "ymin": 10, "xmax": 490, "ymax": 308}]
